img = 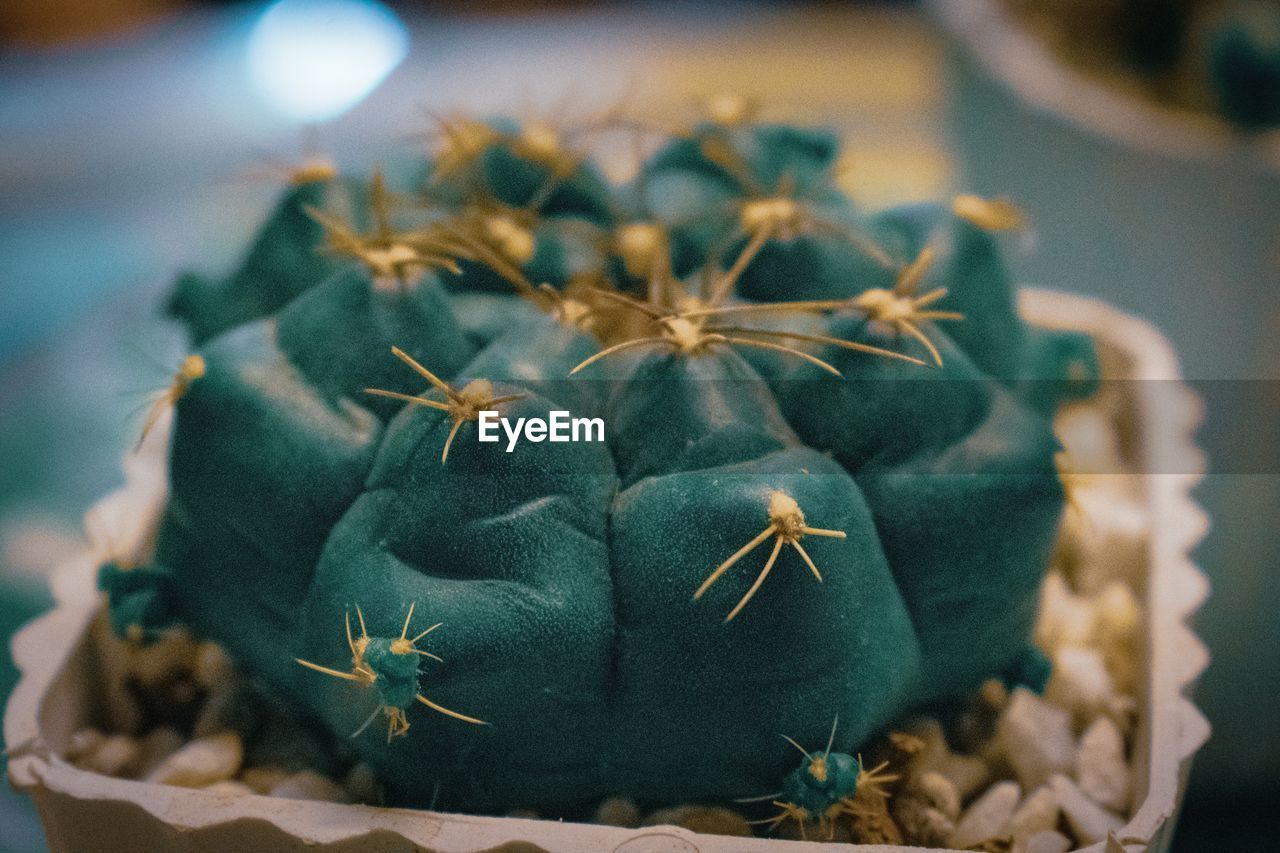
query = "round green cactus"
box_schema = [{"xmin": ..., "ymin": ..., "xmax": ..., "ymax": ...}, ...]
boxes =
[{"xmin": 100, "ymin": 104, "xmax": 1092, "ymax": 815}]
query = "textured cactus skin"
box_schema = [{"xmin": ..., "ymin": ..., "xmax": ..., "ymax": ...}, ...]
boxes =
[
  {"xmin": 154, "ymin": 318, "xmax": 382, "ymax": 692},
  {"xmin": 277, "ymin": 267, "xmax": 477, "ymax": 419},
  {"xmin": 468, "ymin": 116, "xmax": 615, "ymax": 224},
  {"xmin": 302, "ymin": 385, "xmax": 619, "ymax": 806},
  {"xmin": 606, "ymin": 448, "xmax": 919, "ymax": 802},
  {"xmin": 102, "ymin": 115, "xmax": 1095, "ymax": 812}
]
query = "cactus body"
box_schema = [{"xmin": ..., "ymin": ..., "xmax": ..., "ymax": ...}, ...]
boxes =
[{"xmin": 101, "ymin": 112, "xmax": 1091, "ymax": 813}]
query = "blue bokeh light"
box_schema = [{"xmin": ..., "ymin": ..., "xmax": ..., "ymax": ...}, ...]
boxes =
[{"xmin": 246, "ymin": 0, "xmax": 408, "ymax": 123}]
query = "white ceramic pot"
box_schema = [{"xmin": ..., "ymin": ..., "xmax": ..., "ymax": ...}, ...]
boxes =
[{"xmin": 5, "ymin": 291, "xmax": 1209, "ymax": 852}]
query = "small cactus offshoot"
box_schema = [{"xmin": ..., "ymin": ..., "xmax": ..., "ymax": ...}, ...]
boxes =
[
  {"xmin": 743, "ymin": 720, "xmax": 899, "ymax": 841},
  {"xmin": 296, "ymin": 604, "xmax": 486, "ymax": 742}
]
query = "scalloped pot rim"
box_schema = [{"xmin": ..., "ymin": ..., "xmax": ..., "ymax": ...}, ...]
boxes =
[
  {"xmin": 931, "ymin": 0, "xmax": 1280, "ymax": 170},
  {"xmin": 4, "ymin": 289, "xmax": 1210, "ymax": 853}
]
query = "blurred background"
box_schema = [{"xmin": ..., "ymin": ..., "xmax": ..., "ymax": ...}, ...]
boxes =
[{"xmin": 0, "ymin": 0, "xmax": 1276, "ymax": 850}]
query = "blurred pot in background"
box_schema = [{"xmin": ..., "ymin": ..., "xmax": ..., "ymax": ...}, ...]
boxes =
[{"xmin": 932, "ymin": 0, "xmax": 1279, "ymax": 807}]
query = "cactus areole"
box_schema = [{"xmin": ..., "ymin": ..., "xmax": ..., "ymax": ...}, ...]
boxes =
[{"xmin": 101, "ymin": 106, "xmax": 1099, "ymax": 813}]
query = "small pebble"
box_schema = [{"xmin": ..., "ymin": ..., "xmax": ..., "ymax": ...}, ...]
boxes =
[
  {"xmin": 884, "ymin": 731, "xmax": 927, "ymax": 769},
  {"xmin": 911, "ymin": 719, "xmax": 991, "ymax": 799},
  {"xmin": 79, "ymin": 734, "xmax": 140, "ymax": 777},
  {"xmin": 981, "ymin": 678, "xmax": 1011, "ymax": 710},
  {"xmin": 65, "ymin": 728, "xmax": 104, "ymax": 762},
  {"xmin": 915, "ymin": 771, "xmax": 961, "ymax": 821},
  {"xmin": 976, "ymin": 841, "xmax": 1014, "ymax": 853},
  {"xmin": 1075, "ymin": 717, "xmax": 1130, "ymax": 812},
  {"xmin": 127, "ymin": 630, "xmax": 198, "ymax": 687},
  {"xmin": 868, "ymin": 731, "xmax": 925, "ymax": 796},
  {"xmin": 951, "ymin": 780, "xmax": 1021, "ymax": 849},
  {"xmin": 1103, "ymin": 693, "xmax": 1139, "ymax": 736},
  {"xmin": 269, "ymin": 769, "xmax": 350, "ymax": 803},
  {"xmin": 1002, "ymin": 786, "xmax": 1059, "ymax": 845},
  {"xmin": 594, "ymin": 796, "xmax": 641, "ymax": 828},
  {"xmin": 996, "ymin": 689, "xmax": 1075, "ymax": 790},
  {"xmin": 954, "ymin": 705, "xmax": 1001, "ymax": 756},
  {"xmin": 240, "ymin": 766, "xmax": 290, "ymax": 794},
  {"xmin": 642, "ymin": 805, "xmax": 751, "ymax": 837},
  {"xmin": 893, "ymin": 796, "xmax": 954, "ymax": 847},
  {"xmin": 344, "ymin": 763, "xmax": 381, "ymax": 805},
  {"xmin": 145, "ymin": 732, "xmax": 243, "ymax": 788},
  {"xmin": 1036, "ymin": 572, "xmax": 1096, "ymax": 651},
  {"xmin": 130, "ymin": 727, "xmax": 183, "ymax": 779},
  {"xmin": 193, "ymin": 642, "xmax": 235, "ymax": 689},
  {"xmin": 1021, "ymin": 829, "xmax": 1072, "ymax": 853},
  {"xmin": 1094, "ymin": 583, "xmax": 1143, "ymax": 693},
  {"xmin": 1046, "ymin": 647, "xmax": 1115, "ymax": 725},
  {"xmin": 1055, "ymin": 405, "xmax": 1125, "ymax": 474},
  {"xmin": 1067, "ymin": 488, "xmax": 1149, "ymax": 593},
  {"xmin": 1094, "ymin": 583, "xmax": 1141, "ymax": 638},
  {"xmin": 1051, "ymin": 773, "xmax": 1124, "ymax": 844},
  {"xmin": 192, "ymin": 684, "xmax": 241, "ymax": 740}
]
